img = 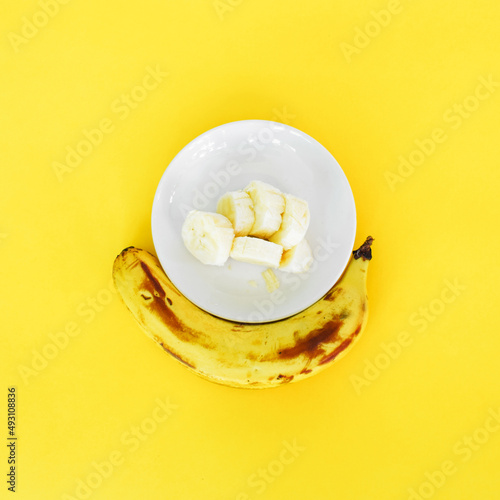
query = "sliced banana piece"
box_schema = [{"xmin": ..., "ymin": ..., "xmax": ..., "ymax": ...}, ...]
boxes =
[
  {"xmin": 279, "ymin": 238, "xmax": 313, "ymax": 273},
  {"xmin": 216, "ymin": 190, "xmax": 255, "ymax": 237},
  {"xmin": 269, "ymin": 193, "xmax": 310, "ymax": 250},
  {"xmin": 262, "ymin": 268, "xmax": 280, "ymax": 292},
  {"xmin": 244, "ymin": 181, "xmax": 285, "ymax": 239},
  {"xmin": 181, "ymin": 210, "xmax": 234, "ymax": 266},
  {"xmin": 230, "ymin": 236, "xmax": 283, "ymax": 268}
]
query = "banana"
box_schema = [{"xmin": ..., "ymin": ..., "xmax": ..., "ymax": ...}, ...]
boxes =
[
  {"xmin": 216, "ymin": 190, "xmax": 255, "ymax": 237},
  {"xmin": 279, "ymin": 238, "xmax": 313, "ymax": 273},
  {"xmin": 112, "ymin": 236, "xmax": 374, "ymax": 389},
  {"xmin": 245, "ymin": 180, "xmax": 285, "ymax": 238},
  {"xmin": 269, "ymin": 194, "xmax": 310, "ymax": 250},
  {"xmin": 230, "ymin": 236, "xmax": 283, "ymax": 268},
  {"xmin": 262, "ymin": 268, "xmax": 280, "ymax": 292},
  {"xmin": 181, "ymin": 210, "xmax": 234, "ymax": 266}
]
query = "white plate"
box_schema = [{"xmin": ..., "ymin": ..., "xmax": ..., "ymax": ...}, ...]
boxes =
[{"xmin": 151, "ymin": 120, "xmax": 356, "ymax": 323}]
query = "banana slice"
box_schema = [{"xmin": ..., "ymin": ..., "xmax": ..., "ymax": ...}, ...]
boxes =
[
  {"xmin": 269, "ymin": 193, "xmax": 310, "ymax": 250},
  {"xmin": 230, "ymin": 236, "xmax": 283, "ymax": 268},
  {"xmin": 279, "ymin": 238, "xmax": 313, "ymax": 273},
  {"xmin": 181, "ymin": 210, "xmax": 234, "ymax": 266},
  {"xmin": 216, "ymin": 190, "xmax": 255, "ymax": 237},
  {"xmin": 244, "ymin": 181, "xmax": 285, "ymax": 239},
  {"xmin": 262, "ymin": 268, "xmax": 280, "ymax": 292}
]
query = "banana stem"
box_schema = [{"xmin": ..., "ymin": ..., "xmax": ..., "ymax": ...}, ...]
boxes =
[{"xmin": 353, "ymin": 236, "xmax": 374, "ymax": 261}]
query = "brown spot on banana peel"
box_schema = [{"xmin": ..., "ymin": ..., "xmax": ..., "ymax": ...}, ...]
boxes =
[
  {"xmin": 139, "ymin": 262, "xmax": 216, "ymax": 351},
  {"xmin": 324, "ymin": 287, "xmax": 343, "ymax": 302},
  {"xmin": 339, "ymin": 309, "xmax": 350, "ymax": 320},
  {"xmin": 117, "ymin": 246, "xmax": 136, "ymax": 259},
  {"xmin": 274, "ymin": 319, "xmax": 343, "ymax": 361},
  {"xmin": 153, "ymin": 335, "xmax": 196, "ymax": 370},
  {"xmin": 231, "ymin": 324, "xmax": 246, "ymax": 332},
  {"xmin": 319, "ymin": 324, "xmax": 363, "ymax": 365},
  {"xmin": 140, "ymin": 262, "xmax": 166, "ymax": 299}
]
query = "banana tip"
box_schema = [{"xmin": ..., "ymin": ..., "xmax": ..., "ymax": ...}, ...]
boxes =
[
  {"xmin": 353, "ymin": 236, "xmax": 374, "ymax": 261},
  {"xmin": 117, "ymin": 246, "xmax": 137, "ymax": 259}
]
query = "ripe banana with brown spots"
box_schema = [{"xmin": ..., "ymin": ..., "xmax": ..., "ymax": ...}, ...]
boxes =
[{"xmin": 112, "ymin": 237, "xmax": 374, "ymax": 389}]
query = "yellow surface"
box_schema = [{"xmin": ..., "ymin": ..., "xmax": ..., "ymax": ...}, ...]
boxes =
[{"xmin": 1, "ymin": 1, "xmax": 500, "ymax": 499}]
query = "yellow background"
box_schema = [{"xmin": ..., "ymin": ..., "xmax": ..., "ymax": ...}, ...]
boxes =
[{"xmin": 2, "ymin": 0, "xmax": 500, "ymax": 499}]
